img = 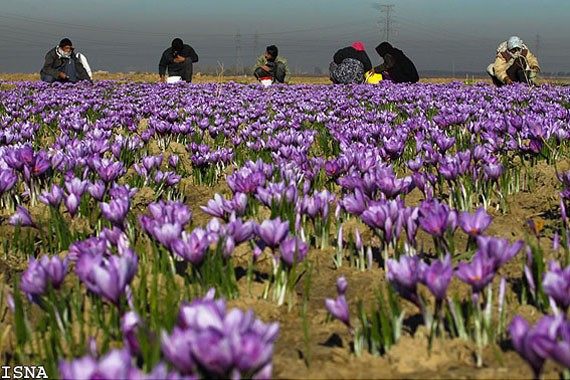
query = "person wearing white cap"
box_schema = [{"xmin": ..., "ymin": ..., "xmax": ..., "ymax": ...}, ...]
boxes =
[{"xmin": 486, "ymin": 36, "xmax": 540, "ymax": 86}]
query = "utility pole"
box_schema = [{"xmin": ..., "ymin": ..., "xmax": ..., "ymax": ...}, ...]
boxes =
[
  {"xmin": 380, "ymin": 4, "xmax": 395, "ymax": 42},
  {"xmin": 253, "ymin": 30, "xmax": 259, "ymax": 57},
  {"xmin": 535, "ymin": 33, "xmax": 541, "ymax": 57},
  {"xmin": 235, "ymin": 31, "xmax": 243, "ymax": 75}
]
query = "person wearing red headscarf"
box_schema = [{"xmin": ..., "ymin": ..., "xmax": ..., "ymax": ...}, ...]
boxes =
[{"xmin": 329, "ymin": 42, "xmax": 372, "ymax": 84}]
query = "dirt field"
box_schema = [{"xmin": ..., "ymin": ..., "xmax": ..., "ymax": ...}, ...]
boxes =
[{"xmin": 0, "ymin": 77, "xmax": 569, "ymax": 379}]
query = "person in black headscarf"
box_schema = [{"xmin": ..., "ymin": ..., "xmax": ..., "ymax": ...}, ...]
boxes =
[
  {"xmin": 40, "ymin": 38, "xmax": 92, "ymax": 83},
  {"xmin": 372, "ymin": 42, "xmax": 419, "ymax": 83},
  {"xmin": 159, "ymin": 38, "xmax": 199, "ymax": 83}
]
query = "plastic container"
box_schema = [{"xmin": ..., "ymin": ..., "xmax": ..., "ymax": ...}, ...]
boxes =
[{"xmin": 166, "ymin": 76, "xmax": 182, "ymax": 84}]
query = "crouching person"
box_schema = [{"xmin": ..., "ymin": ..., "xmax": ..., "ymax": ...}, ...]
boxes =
[
  {"xmin": 487, "ymin": 36, "xmax": 540, "ymax": 87},
  {"xmin": 40, "ymin": 38, "xmax": 92, "ymax": 83}
]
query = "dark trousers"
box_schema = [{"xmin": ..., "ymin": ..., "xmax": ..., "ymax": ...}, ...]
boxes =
[
  {"xmin": 506, "ymin": 58, "xmax": 531, "ymax": 84},
  {"xmin": 254, "ymin": 67, "xmax": 271, "ymax": 80},
  {"xmin": 41, "ymin": 60, "xmax": 78, "ymax": 83},
  {"xmin": 169, "ymin": 60, "xmax": 193, "ymax": 82}
]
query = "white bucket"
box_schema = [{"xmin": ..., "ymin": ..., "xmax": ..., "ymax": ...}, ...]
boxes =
[
  {"xmin": 260, "ymin": 77, "xmax": 273, "ymax": 87},
  {"xmin": 166, "ymin": 76, "xmax": 182, "ymax": 84}
]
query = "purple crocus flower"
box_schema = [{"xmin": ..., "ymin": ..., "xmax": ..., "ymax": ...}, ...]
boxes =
[
  {"xmin": 20, "ymin": 255, "xmax": 67, "ymax": 298},
  {"xmin": 168, "ymin": 155, "xmax": 180, "ymax": 168},
  {"xmin": 9, "ymin": 206, "xmax": 36, "ymax": 227},
  {"xmin": 336, "ymin": 275, "xmax": 348, "ymax": 295},
  {"xmin": 190, "ymin": 328, "xmax": 233, "ymax": 375},
  {"xmin": 59, "ymin": 356, "xmax": 98, "ymax": 380},
  {"xmin": 122, "ymin": 310, "xmax": 143, "ymax": 356},
  {"xmin": 419, "ymin": 253, "xmax": 452, "ymax": 301},
  {"xmin": 340, "ymin": 187, "xmax": 368, "ymax": 216},
  {"xmin": 542, "ymin": 260, "xmax": 570, "ymax": 312},
  {"xmin": 100, "ymin": 197, "xmax": 131, "ymax": 227},
  {"xmin": 0, "ymin": 168, "xmax": 18, "ymax": 194},
  {"xmin": 20, "ymin": 257, "xmax": 48, "ymax": 296},
  {"xmin": 59, "ymin": 348, "xmax": 133, "ymax": 380},
  {"xmin": 161, "ymin": 327, "xmax": 196, "ymax": 375},
  {"xmin": 279, "ymin": 236, "xmax": 309, "ymax": 267},
  {"xmin": 39, "ymin": 184, "xmax": 64, "ymax": 207},
  {"xmin": 509, "ymin": 315, "xmax": 551, "ymax": 380},
  {"xmin": 65, "ymin": 177, "xmax": 89, "ymax": 197},
  {"xmin": 92, "ymin": 158, "xmax": 126, "ymax": 184},
  {"xmin": 325, "ymin": 293, "xmax": 351, "ymax": 330},
  {"xmin": 455, "ymin": 251, "xmax": 496, "ymax": 294},
  {"xmin": 200, "ymin": 193, "xmax": 232, "ymax": 220},
  {"xmin": 65, "ymin": 189, "xmax": 84, "ymax": 216},
  {"xmin": 226, "ymin": 167, "xmax": 266, "ymax": 194},
  {"xmin": 77, "ymin": 250, "xmax": 138, "ymax": 306},
  {"xmin": 361, "ymin": 200, "xmax": 403, "ymax": 244},
  {"xmin": 459, "ymin": 207, "xmax": 493, "ymax": 237},
  {"xmin": 476, "ymin": 236, "xmax": 524, "ymax": 271},
  {"xmin": 542, "ymin": 319, "xmax": 570, "ymax": 371},
  {"xmin": 255, "ymin": 217, "xmax": 289, "ymax": 250},
  {"xmin": 419, "ymin": 201, "xmax": 451, "ymax": 237},
  {"xmin": 150, "ymin": 222, "xmax": 183, "ymax": 250},
  {"xmin": 225, "ymin": 217, "xmax": 256, "ymax": 245},
  {"xmin": 88, "ymin": 180, "xmax": 107, "ymax": 201},
  {"xmin": 68, "ymin": 236, "xmax": 108, "ymax": 262},
  {"xmin": 171, "ymin": 228, "xmax": 210, "ymax": 265},
  {"xmin": 39, "ymin": 255, "xmax": 68, "ymax": 289},
  {"xmin": 164, "ymin": 288, "xmax": 279, "ymax": 378},
  {"xmin": 386, "ymin": 254, "xmax": 421, "ymax": 307},
  {"xmin": 483, "ymin": 161, "xmax": 503, "ymax": 181}
]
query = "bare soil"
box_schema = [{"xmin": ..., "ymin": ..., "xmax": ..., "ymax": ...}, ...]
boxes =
[{"xmin": 0, "ymin": 77, "xmax": 568, "ymax": 379}]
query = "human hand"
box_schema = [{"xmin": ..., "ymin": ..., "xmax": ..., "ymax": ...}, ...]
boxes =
[
  {"xmin": 173, "ymin": 56, "xmax": 186, "ymax": 63},
  {"xmin": 261, "ymin": 65, "xmax": 271, "ymax": 72},
  {"xmin": 58, "ymin": 72, "xmax": 67, "ymax": 79},
  {"xmin": 504, "ymin": 77, "xmax": 513, "ymax": 85}
]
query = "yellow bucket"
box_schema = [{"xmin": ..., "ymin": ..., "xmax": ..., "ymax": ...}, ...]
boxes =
[{"xmin": 365, "ymin": 70, "xmax": 383, "ymax": 84}]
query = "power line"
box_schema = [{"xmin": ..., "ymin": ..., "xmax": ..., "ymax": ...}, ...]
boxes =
[
  {"xmin": 379, "ymin": 4, "xmax": 395, "ymax": 42},
  {"xmin": 235, "ymin": 31, "xmax": 243, "ymax": 74}
]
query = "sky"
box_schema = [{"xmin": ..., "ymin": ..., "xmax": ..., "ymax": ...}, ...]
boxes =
[{"xmin": 1, "ymin": 0, "xmax": 569, "ymax": 76}]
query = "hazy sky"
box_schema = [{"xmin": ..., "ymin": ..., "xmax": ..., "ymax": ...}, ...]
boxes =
[{"xmin": 1, "ymin": 0, "xmax": 569, "ymax": 76}]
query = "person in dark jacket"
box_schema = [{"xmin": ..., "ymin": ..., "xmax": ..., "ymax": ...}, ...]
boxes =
[
  {"xmin": 159, "ymin": 38, "xmax": 199, "ymax": 83},
  {"xmin": 373, "ymin": 42, "xmax": 419, "ymax": 83},
  {"xmin": 40, "ymin": 38, "xmax": 92, "ymax": 83},
  {"xmin": 329, "ymin": 42, "xmax": 372, "ymax": 84}
]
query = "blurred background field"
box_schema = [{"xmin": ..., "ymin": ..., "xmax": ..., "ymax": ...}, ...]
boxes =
[{"xmin": 1, "ymin": 72, "xmax": 569, "ymax": 85}]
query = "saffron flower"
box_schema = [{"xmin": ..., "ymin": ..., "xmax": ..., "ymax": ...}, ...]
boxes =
[
  {"xmin": 455, "ymin": 251, "xmax": 496, "ymax": 294},
  {"xmin": 325, "ymin": 276, "xmax": 351, "ymax": 330},
  {"xmin": 9, "ymin": 206, "xmax": 36, "ymax": 227},
  {"xmin": 279, "ymin": 235, "xmax": 309, "ymax": 267},
  {"xmin": 419, "ymin": 253, "xmax": 452, "ymax": 301},
  {"xmin": 542, "ymin": 260, "xmax": 570, "ymax": 312},
  {"xmin": 255, "ymin": 217, "xmax": 289, "ymax": 249},
  {"xmin": 459, "ymin": 207, "xmax": 493, "ymax": 237}
]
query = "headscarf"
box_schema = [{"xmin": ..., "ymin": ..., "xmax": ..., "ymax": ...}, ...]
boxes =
[
  {"xmin": 56, "ymin": 46, "xmax": 72, "ymax": 59},
  {"xmin": 375, "ymin": 42, "xmax": 393, "ymax": 57},
  {"xmin": 351, "ymin": 42, "xmax": 365, "ymax": 51}
]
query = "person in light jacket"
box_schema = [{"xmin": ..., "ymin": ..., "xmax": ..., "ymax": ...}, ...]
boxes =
[{"xmin": 487, "ymin": 36, "xmax": 540, "ymax": 86}]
